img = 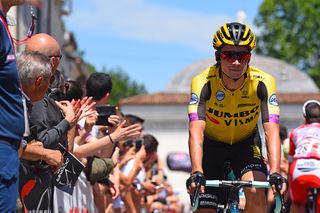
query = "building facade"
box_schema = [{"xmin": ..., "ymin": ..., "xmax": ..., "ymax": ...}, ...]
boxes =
[{"xmin": 7, "ymin": 1, "xmax": 90, "ymax": 85}]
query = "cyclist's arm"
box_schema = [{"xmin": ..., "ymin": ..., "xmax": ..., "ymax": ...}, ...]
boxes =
[
  {"xmin": 188, "ymin": 73, "xmax": 210, "ymax": 174},
  {"xmin": 189, "ymin": 120, "xmax": 206, "ymax": 173},
  {"xmin": 257, "ymin": 74, "xmax": 281, "ymax": 174},
  {"xmin": 264, "ymin": 122, "xmax": 281, "ymax": 174}
]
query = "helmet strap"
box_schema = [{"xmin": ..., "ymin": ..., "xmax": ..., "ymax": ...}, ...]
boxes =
[{"xmin": 215, "ymin": 51, "xmax": 221, "ymax": 62}]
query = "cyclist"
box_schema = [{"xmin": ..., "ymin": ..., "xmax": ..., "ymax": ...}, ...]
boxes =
[
  {"xmin": 186, "ymin": 22, "xmax": 287, "ymax": 212},
  {"xmin": 288, "ymin": 100, "xmax": 320, "ymax": 213}
]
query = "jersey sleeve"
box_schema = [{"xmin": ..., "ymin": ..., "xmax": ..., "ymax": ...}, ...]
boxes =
[
  {"xmin": 187, "ymin": 70, "xmax": 210, "ymax": 122},
  {"xmin": 257, "ymin": 74, "xmax": 280, "ymax": 124},
  {"xmin": 288, "ymin": 131, "xmax": 296, "ymax": 163}
]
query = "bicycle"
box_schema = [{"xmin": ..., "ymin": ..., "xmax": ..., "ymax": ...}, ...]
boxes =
[
  {"xmin": 189, "ymin": 162, "xmax": 286, "ymax": 213},
  {"xmin": 306, "ymin": 187, "xmax": 320, "ymax": 213}
]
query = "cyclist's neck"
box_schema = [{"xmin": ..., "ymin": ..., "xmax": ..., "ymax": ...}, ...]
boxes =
[{"xmin": 220, "ymin": 71, "xmax": 246, "ymax": 91}]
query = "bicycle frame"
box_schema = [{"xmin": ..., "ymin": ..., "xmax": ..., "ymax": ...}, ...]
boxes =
[
  {"xmin": 191, "ymin": 180, "xmax": 283, "ymax": 213},
  {"xmin": 307, "ymin": 188, "xmax": 320, "ymax": 213}
]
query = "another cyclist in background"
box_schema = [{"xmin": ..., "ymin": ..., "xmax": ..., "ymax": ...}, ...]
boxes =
[
  {"xmin": 186, "ymin": 22, "xmax": 287, "ymax": 212},
  {"xmin": 288, "ymin": 100, "xmax": 320, "ymax": 213}
]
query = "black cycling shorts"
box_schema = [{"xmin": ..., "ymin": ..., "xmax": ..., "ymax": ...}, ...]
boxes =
[{"xmin": 197, "ymin": 129, "xmax": 268, "ymax": 209}]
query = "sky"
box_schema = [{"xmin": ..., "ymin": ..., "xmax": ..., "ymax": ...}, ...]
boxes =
[{"xmin": 64, "ymin": 0, "xmax": 263, "ymax": 93}]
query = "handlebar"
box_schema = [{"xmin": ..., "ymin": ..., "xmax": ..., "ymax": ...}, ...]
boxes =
[{"xmin": 191, "ymin": 180, "xmax": 286, "ymax": 213}]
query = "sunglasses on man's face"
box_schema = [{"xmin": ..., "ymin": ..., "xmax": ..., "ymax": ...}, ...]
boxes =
[{"xmin": 220, "ymin": 51, "xmax": 251, "ymax": 63}]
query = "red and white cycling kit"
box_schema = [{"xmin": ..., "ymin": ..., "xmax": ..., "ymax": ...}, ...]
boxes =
[{"xmin": 288, "ymin": 122, "xmax": 320, "ymax": 205}]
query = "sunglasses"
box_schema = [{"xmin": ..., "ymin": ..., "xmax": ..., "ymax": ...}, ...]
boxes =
[
  {"xmin": 220, "ymin": 51, "xmax": 251, "ymax": 63},
  {"xmin": 13, "ymin": 6, "xmax": 37, "ymax": 46},
  {"xmin": 48, "ymin": 54, "xmax": 63, "ymax": 60}
]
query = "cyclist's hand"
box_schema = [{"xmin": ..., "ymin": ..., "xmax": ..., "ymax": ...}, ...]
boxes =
[
  {"xmin": 269, "ymin": 172, "xmax": 288, "ymax": 195},
  {"xmin": 186, "ymin": 171, "xmax": 206, "ymax": 194}
]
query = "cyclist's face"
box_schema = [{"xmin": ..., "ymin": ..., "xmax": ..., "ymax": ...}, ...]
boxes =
[{"xmin": 220, "ymin": 45, "xmax": 250, "ymax": 80}]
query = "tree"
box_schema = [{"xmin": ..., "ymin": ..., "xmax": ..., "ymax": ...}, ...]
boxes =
[
  {"xmin": 254, "ymin": 0, "xmax": 320, "ymax": 87},
  {"xmin": 84, "ymin": 63, "xmax": 147, "ymax": 105},
  {"xmin": 86, "ymin": 62, "xmax": 97, "ymax": 74},
  {"xmin": 104, "ymin": 67, "xmax": 147, "ymax": 105}
]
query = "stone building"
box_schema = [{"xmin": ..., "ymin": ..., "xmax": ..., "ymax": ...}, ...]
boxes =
[{"xmin": 8, "ymin": 1, "xmax": 90, "ymax": 85}]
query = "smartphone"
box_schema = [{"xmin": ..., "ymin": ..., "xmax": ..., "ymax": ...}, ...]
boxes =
[
  {"xmin": 95, "ymin": 105, "xmax": 116, "ymax": 126},
  {"xmin": 134, "ymin": 139, "xmax": 143, "ymax": 151}
]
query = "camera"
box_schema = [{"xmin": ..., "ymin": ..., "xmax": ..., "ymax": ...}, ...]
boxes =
[{"xmin": 95, "ymin": 105, "xmax": 116, "ymax": 126}]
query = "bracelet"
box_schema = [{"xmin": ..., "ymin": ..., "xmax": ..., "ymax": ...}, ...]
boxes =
[
  {"xmin": 40, "ymin": 148, "xmax": 45, "ymax": 162},
  {"xmin": 107, "ymin": 133, "xmax": 115, "ymax": 145}
]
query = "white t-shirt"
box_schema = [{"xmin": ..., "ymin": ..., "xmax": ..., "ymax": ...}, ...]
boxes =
[
  {"xmin": 121, "ymin": 159, "xmax": 145, "ymax": 183},
  {"xmin": 77, "ymin": 118, "xmax": 100, "ymax": 141}
]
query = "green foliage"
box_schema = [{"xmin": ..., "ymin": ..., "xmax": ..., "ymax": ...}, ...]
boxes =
[
  {"xmin": 101, "ymin": 67, "xmax": 147, "ymax": 105},
  {"xmin": 254, "ymin": 0, "xmax": 320, "ymax": 87},
  {"xmin": 86, "ymin": 62, "xmax": 97, "ymax": 73},
  {"xmin": 84, "ymin": 64, "xmax": 147, "ymax": 105}
]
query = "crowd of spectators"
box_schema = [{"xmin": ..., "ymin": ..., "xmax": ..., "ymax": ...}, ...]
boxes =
[
  {"xmin": 0, "ymin": 2, "xmax": 185, "ymax": 212},
  {"xmin": 5, "ymin": 29, "xmax": 184, "ymax": 212}
]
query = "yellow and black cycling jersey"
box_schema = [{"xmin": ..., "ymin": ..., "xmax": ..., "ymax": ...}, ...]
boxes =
[{"xmin": 188, "ymin": 65, "xmax": 280, "ymax": 144}]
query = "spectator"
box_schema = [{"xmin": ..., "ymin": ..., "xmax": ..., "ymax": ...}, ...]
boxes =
[
  {"xmin": 18, "ymin": 51, "xmax": 63, "ymax": 167},
  {"xmin": 17, "ymin": 51, "xmax": 64, "ymax": 211},
  {"xmin": 20, "ymin": 33, "xmax": 79, "ymax": 211},
  {"xmin": 121, "ymin": 134, "xmax": 160, "ymax": 212},
  {"xmin": 25, "ymin": 33, "xmax": 76, "ymax": 150},
  {"xmin": 64, "ymin": 80, "xmax": 83, "ymax": 101},
  {"xmin": 0, "ymin": 1, "xmax": 31, "ymax": 211},
  {"xmin": 78, "ymin": 72, "xmax": 141, "ymax": 212}
]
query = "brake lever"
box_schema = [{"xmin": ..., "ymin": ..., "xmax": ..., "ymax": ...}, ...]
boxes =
[
  {"xmin": 191, "ymin": 181, "xmax": 201, "ymax": 208},
  {"xmin": 275, "ymin": 179, "xmax": 286, "ymax": 212}
]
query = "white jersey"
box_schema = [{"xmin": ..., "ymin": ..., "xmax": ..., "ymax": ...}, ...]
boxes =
[{"xmin": 289, "ymin": 123, "xmax": 320, "ymax": 162}]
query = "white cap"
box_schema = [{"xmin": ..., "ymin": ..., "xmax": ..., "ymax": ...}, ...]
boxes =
[{"xmin": 302, "ymin": 100, "xmax": 320, "ymax": 117}]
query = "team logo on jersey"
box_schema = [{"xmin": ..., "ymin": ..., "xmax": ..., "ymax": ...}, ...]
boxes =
[
  {"xmin": 6, "ymin": 54, "xmax": 15, "ymax": 61},
  {"xmin": 216, "ymin": 90, "xmax": 225, "ymax": 101},
  {"xmin": 241, "ymin": 90, "xmax": 249, "ymax": 99},
  {"xmin": 189, "ymin": 93, "xmax": 198, "ymax": 105},
  {"xmin": 269, "ymin": 94, "xmax": 279, "ymax": 106}
]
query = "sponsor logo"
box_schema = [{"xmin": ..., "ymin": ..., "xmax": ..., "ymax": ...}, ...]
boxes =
[
  {"xmin": 269, "ymin": 94, "xmax": 278, "ymax": 106},
  {"xmin": 296, "ymin": 159, "xmax": 320, "ymax": 169},
  {"xmin": 252, "ymin": 74, "xmax": 262, "ymax": 79},
  {"xmin": 207, "ymin": 105, "xmax": 259, "ymax": 126},
  {"xmin": 214, "ymin": 102, "xmax": 226, "ymax": 108},
  {"xmin": 206, "ymin": 113, "xmax": 220, "ymax": 124},
  {"xmin": 252, "ymin": 145, "xmax": 261, "ymax": 159},
  {"xmin": 238, "ymin": 103, "xmax": 256, "ymax": 108},
  {"xmin": 199, "ymin": 201, "xmax": 218, "ymax": 207},
  {"xmin": 6, "ymin": 54, "xmax": 15, "ymax": 61},
  {"xmin": 241, "ymin": 90, "xmax": 249, "ymax": 99},
  {"xmin": 199, "ymin": 193, "xmax": 216, "ymax": 199},
  {"xmin": 216, "ymin": 90, "xmax": 225, "ymax": 101},
  {"xmin": 241, "ymin": 163, "xmax": 262, "ymax": 174},
  {"xmin": 189, "ymin": 93, "xmax": 198, "ymax": 105}
]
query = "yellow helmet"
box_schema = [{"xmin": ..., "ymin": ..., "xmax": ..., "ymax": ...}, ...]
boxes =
[{"xmin": 213, "ymin": 22, "xmax": 256, "ymax": 51}]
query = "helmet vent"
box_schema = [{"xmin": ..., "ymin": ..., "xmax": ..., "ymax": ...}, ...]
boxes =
[{"xmin": 229, "ymin": 23, "xmax": 244, "ymax": 45}]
